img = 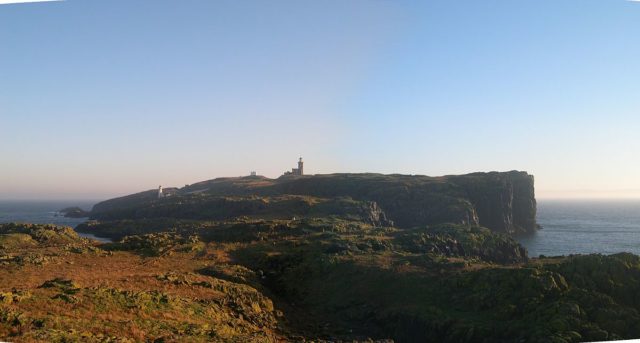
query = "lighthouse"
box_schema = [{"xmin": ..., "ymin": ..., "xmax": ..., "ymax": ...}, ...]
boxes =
[
  {"xmin": 297, "ymin": 157, "xmax": 304, "ymax": 175},
  {"xmin": 158, "ymin": 185, "xmax": 164, "ymax": 198},
  {"xmin": 283, "ymin": 157, "xmax": 305, "ymax": 176}
]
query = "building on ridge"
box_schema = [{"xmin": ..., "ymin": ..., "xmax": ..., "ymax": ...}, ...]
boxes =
[
  {"xmin": 158, "ymin": 185, "xmax": 165, "ymax": 198},
  {"xmin": 284, "ymin": 157, "xmax": 304, "ymax": 176}
]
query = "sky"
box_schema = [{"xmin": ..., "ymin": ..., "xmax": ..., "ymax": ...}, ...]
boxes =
[{"xmin": 1, "ymin": 0, "xmax": 640, "ymax": 200}]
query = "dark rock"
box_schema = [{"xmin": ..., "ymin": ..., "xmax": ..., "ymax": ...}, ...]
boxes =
[{"xmin": 58, "ymin": 207, "xmax": 90, "ymax": 218}]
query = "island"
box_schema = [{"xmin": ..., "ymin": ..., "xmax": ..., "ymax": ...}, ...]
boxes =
[
  {"xmin": 58, "ymin": 207, "xmax": 91, "ymax": 219},
  {"xmin": 1, "ymin": 171, "xmax": 637, "ymax": 342}
]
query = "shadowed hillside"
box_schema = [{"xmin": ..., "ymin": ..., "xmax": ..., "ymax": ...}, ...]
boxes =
[{"xmin": 90, "ymin": 171, "xmax": 537, "ymax": 234}]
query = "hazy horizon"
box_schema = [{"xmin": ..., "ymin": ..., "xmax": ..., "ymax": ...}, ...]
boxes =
[
  {"xmin": 3, "ymin": 0, "xmax": 640, "ymax": 200},
  {"xmin": 3, "ymin": 171, "xmax": 640, "ymax": 201}
]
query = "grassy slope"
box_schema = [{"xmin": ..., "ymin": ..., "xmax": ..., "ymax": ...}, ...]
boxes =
[
  {"xmin": 0, "ymin": 224, "xmax": 283, "ymax": 342},
  {"xmin": 5, "ymin": 214, "xmax": 640, "ymax": 342}
]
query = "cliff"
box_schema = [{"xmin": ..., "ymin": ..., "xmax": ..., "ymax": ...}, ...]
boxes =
[
  {"xmin": 89, "ymin": 171, "xmax": 537, "ymax": 234},
  {"xmin": 446, "ymin": 171, "xmax": 537, "ymax": 233},
  {"xmin": 9, "ymin": 174, "xmax": 640, "ymax": 343},
  {"xmin": 89, "ymin": 195, "xmax": 392, "ymax": 227},
  {"xmin": 267, "ymin": 171, "xmax": 536, "ymax": 233}
]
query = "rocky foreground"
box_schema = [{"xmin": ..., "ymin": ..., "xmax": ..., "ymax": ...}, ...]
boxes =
[{"xmin": 2, "ymin": 172, "xmax": 639, "ymax": 342}]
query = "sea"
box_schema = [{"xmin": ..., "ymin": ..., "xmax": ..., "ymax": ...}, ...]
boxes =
[
  {"xmin": 1, "ymin": 199, "xmax": 640, "ymax": 256},
  {"xmin": 0, "ymin": 200, "xmax": 111, "ymax": 242},
  {"xmin": 516, "ymin": 200, "xmax": 640, "ymax": 257}
]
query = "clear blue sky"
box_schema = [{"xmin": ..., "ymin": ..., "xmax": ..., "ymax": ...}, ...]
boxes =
[{"xmin": 2, "ymin": 0, "xmax": 640, "ymax": 200}]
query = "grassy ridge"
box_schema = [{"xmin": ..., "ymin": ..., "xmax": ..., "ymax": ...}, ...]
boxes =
[
  {"xmin": 4, "ymin": 221, "xmax": 640, "ymax": 342},
  {"xmin": 90, "ymin": 172, "xmax": 537, "ymax": 234}
]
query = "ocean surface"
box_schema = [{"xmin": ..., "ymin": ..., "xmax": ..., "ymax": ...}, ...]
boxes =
[
  {"xmin": 517, "ymin": 200, "xmax": 640, "ymax": 257},
  {"xmin": 1, "ymin": 199, "xmax": 640, "ymax": 256},
  {"xmin": 0, "ymin": 200, "xmax": 110, "ymax": 242}
]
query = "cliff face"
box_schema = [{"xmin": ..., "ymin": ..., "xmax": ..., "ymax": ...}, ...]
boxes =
[
  {"xmin": 268, "ymin": 172, "xmax": 536, "ymax": 234},
  {"xmin": 89, "ymin": 171, "xmax": 537, "ymax": 234},
  {"xmin": 512, "ymin": 172, "xmax": 538, "ymax": 232},
  {"xmin": 270, "ymin": 176, "xmax": 481, "ymax": 229},
  {"xmin": 448, "ymin": 171, "xmax": 537, "ymax": 234}
]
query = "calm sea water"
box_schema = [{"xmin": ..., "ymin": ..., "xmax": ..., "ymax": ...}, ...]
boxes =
[
  {"xmin": 518, "ymin": 200, "xmax": 640, "ymax": 257},
  {"xmin": 1, "ymin": 200, "xmax": 640, "ymax": 255},
  {"xmin": 0, "ymin": 200, "xmax": 111, "ymax": 242}
]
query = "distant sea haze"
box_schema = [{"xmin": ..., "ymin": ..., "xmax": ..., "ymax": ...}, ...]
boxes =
[{"xmin": 1, "ymin": 199, "xmax": 640, "ymax": 256}]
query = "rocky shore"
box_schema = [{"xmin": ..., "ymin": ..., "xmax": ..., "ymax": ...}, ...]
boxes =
[{"xmin": 2, "ymin": 171, "xmax": 636, "ymax": 342}]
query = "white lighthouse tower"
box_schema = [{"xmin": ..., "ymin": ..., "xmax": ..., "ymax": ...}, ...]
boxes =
[{"xmin": 158, "ymin": 185, "xmax": 164, "ymax": 198}]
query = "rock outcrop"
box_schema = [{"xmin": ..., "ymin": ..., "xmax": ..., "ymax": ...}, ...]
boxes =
[
  {"xmin": 396, "ymin": 224, "xmax": 528, "ymax": 264},
  {"xmin": 58, "ymin": 207, "xmax": 90, "ymax": 218},
  {"xmin": 448, "ymin": 171, "xmax": 537, "ymax": 234}
]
